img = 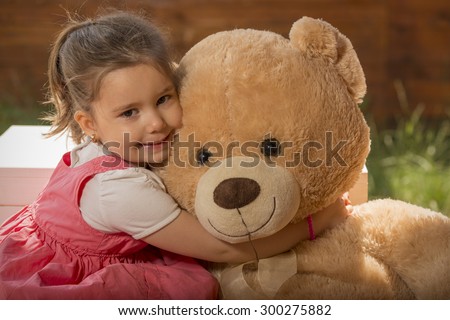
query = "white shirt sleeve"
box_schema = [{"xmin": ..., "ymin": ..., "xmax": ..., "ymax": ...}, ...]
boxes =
[{"xmin": 80, "ymin": 167, "xmax": 181, "ymax": 239}]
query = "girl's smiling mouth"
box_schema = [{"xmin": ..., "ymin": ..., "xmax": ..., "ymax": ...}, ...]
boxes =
[{"xmin": 139, "ymin": 133, "xmax": 172, "ymax": 150}]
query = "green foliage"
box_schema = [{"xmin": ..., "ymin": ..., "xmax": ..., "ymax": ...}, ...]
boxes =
[
  {"xmin": 366, "ymin": 83, "xmax": 450, "ymax": 216},
  {"xmin": 0, "ymin": 99, "xmax": 49, "ymax": 134}
]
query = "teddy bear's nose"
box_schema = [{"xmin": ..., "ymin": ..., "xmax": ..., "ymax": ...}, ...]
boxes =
[{"xmin": 213, "ymin": 178, "xmax": 261, "ymax": 209}]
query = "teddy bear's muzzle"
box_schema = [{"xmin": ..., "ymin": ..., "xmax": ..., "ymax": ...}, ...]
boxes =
[{"xmin": 195, "ymin": 156, "xmax": 301, "ymax": 243}]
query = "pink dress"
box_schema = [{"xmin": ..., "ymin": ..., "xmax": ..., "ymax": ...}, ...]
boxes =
[{"xmin": 0, "ymin": 152, "xmax": 218, "ymax": 299}]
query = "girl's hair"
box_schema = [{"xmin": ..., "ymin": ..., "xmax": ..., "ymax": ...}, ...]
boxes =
[{"xmin": 44, "ymin": 10, "xmax": 175, "ymax": 144}]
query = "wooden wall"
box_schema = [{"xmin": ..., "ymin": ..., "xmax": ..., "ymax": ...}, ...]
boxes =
[{"xmin": 1, "ymin": 0, "xmax": 449, "ymax": 123}]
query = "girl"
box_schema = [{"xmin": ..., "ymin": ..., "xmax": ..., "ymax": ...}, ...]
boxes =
[{"xmin": 0, "ymin": 10, "xmax": 351, "ymax": 299}]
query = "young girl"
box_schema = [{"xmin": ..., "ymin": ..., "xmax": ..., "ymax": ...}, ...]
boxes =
[{"xmin": 0, "ymin": 10, "xmax": 351, "ymax": 299}]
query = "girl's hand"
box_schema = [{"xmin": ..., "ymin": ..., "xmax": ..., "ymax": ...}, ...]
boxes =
[{"xmin": 313, "ymin": 192, "xmax": 353, "ymax": 236}]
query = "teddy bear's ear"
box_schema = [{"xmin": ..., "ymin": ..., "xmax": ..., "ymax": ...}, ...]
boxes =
[{"xmin": 289, "ymin": 17, "xmax": 366, "ymax": 103}]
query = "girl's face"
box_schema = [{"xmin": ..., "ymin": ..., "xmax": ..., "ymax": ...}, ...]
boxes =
[{"xmin": 83, "ymin": 63, "xmax": 182, "ymax": 166}]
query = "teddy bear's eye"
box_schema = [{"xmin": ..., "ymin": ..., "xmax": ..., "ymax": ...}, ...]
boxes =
[
  {"xmin": 197, "ymin": 148, "xmax": 213, "ymax": 166},
  {"xmin": 260, "ymin": 138, "xmax": 281, "ymax": 157}
]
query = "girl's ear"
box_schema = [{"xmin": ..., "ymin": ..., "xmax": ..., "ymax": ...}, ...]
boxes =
[{"xmin": 74, "ymin": 110, "xmax": 96, "ymax": 136}]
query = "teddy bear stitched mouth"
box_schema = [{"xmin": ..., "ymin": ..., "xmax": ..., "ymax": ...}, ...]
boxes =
[{"xmin": 207, "ymin": 197, "xmax": 277, "ymax": 238}]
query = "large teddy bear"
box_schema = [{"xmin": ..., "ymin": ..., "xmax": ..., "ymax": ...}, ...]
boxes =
[{"xmin": 161, "ymin": 17, "xmax": 450, "ymax": 299}]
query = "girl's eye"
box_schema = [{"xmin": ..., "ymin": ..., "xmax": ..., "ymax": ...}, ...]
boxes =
[
  {"xmin": 156, "ymin": 95, "xmax": 170, "ymax": 106},
  {"xmin": 121, "ymin": 109, "xmax": 136, "ymax": 118}
]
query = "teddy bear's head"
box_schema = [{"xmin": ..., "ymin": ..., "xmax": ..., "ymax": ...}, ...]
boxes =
[{"xmin": 161, "ymin": 17, "xmax": 370, "ymax": 243}]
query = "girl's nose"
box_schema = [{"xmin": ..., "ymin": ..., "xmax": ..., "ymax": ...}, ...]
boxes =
[{"xmin": 146, "ymin": 111, "xmax": 166, "ymax": 133}]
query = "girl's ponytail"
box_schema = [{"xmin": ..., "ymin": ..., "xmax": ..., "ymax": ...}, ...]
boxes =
[{"xmin": 43, "ymin": 16, "xmax": 92, "ymax": 143}]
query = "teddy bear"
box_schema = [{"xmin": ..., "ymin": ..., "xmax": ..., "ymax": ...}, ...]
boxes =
[{"xmin": 160, "ymin": 16, "xmax": 450, "ymax": 299}]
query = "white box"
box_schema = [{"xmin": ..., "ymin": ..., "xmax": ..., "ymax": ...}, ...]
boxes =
[
  {"xmin": 0, "ymin": 125, "xmax": 74, "ymax": 222},
  {"xmin": 349, "ymin": 165, "xmax": 368, "ymax": 205}
]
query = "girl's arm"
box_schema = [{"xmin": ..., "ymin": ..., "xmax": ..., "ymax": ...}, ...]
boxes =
[{"xmin": 143, "ymin": 196, "xmax": 351, "ymax": 263}]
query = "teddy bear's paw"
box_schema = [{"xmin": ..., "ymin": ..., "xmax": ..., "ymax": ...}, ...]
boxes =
[{"xmin": 356, "ymin": 199, "xmax": 450, "ymax": 298}]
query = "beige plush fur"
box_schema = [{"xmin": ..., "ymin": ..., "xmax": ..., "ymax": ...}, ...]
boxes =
[{"xmin": 160, "ymin": 17, "xmax": 450, "ymax": 299}]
